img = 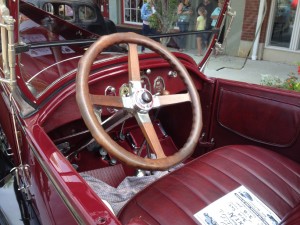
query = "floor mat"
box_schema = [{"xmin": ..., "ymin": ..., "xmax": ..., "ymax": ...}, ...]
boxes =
[
  {"xmin": 81, "ymin": 167, "xmax": 167, "ymax": 214},
  {"xmin": 81, "ymin": 164, "xmax": 126, "ymax": 188}
]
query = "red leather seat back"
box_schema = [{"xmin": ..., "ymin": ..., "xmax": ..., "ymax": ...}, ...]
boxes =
[{"xmin": 118, "ymin": 145, "xmax": 300, "ymax": 225}]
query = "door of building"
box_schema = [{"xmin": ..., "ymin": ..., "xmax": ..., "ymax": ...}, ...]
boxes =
[
  {"xmin": 98, "ymin": 0, "xmax": 109, "ymax": 18},
  {"xmin": 268, "ymin": 0, "xmax": 299, "ymax": 50}
]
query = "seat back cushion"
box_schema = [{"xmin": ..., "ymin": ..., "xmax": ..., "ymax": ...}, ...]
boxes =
[{"xmin": 118, "ymin": 145, "xmax": 300, "ymax": 225}]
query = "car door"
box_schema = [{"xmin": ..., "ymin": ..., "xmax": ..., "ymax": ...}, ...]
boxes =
[{"xmin": 207, "ymin": 78, "xmax": 300, "ymax": 163}]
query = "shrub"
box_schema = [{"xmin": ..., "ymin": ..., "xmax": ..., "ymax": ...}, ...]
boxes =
[{"xmin": 260, "ymin": 64, "xmax": 300, "ymax": 92}]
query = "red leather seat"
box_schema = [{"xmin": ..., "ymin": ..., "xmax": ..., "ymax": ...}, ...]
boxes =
[{"xmin": 118, "ymin": 145, "xmax": 300, "ymax": 225}]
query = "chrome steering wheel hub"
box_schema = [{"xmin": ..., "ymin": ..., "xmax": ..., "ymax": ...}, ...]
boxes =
[{"xmin": 134, "ymin": 89, "xmax": 153, "ymax": 113}]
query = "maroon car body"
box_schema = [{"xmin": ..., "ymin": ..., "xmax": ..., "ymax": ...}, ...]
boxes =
[{"xmin": 0, "ymin": 0, "xmax": 299, "ymax": 225}]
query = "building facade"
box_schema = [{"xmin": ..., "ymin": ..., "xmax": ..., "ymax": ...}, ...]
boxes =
[
  {"xmin": 236, "ymin": 0, "xmax": 300, "ymax": 64},
  {"xmin": 106, "ymin": 0, "xmax": 300, "ymax": 64}
]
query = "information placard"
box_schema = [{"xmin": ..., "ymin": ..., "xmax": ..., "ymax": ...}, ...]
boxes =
[{"xmin": 194, "ymin": 186, "xmax": 280, "ymax": 225}]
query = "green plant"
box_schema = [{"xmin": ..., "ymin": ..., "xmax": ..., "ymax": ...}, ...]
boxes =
[
  {"xmin": 260, "ymin": 74, "xmax": 283, "ymax": 88},
  {"xmin": 261, "ymin": 63, "xmax": 300, "ymax": 92},
  {"xmin": 149, "ymin": 0, "xmax": 179, "ymax": 45},
  {"xmin": 148, "ymin": 13, "xmax": 161, "ymax": 31}
]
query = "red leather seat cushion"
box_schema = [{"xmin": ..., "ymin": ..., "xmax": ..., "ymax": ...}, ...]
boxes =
[{"xmin": 118, "ymin": 145, "xmax": 300, "ymax": 225}]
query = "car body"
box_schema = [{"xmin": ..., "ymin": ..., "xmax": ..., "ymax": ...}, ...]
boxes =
[
  {"xmin": 0, "ymin": 0, "xmax": 299, "ymax": 225},
  {"xmin": 25, "ymin": 0, "xmax": 117, "ymax": 35}
]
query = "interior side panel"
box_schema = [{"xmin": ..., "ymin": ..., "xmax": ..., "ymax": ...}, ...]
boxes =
[{"xmin": 209, "ymin": 79, "xmax": 300, "ymax": 163}]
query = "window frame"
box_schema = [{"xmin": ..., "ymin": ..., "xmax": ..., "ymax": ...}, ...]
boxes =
[
  {"xmin": 265, "ymin": 0, "xmax": 300, "ymax": 52},
  {"xmin": 122, "ymin": 0, "xmax": 146, "ymax": 25}
]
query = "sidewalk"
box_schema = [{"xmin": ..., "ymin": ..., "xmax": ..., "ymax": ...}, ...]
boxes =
[
  {"xmin": 143, "ymin": 47, "xmax": 298, "ymax": 85},
  {"xmin": 186, "ymin": 53, "xmax": 298, "ymax": 85}
]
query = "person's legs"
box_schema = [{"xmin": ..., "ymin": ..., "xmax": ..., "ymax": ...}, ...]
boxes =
[
  {"xmin": 201, "ymin": 33, "xmax": 208, "ymax": 53},
  {"xmin": 178, "ymin": 22, "xmax": 189, "ymax": 51},
  {"xmin": 177, "ymin": 22, "xmax": 184, "ymax": 50},
  {"xmin": 206, "ymin": 31, "xmax": 212, "ymax": 47},
  {"xmin": 149, "ymin": 28, "xmax": 159, "ymax": 43},
  {"xmin": 183, "ymin": 23, "xmax": 189, "ymax": 50},
  {"xmin": 196, "ymin": 36, "xmax": 202, "ymax": 55},
  {"xmin": 142, "ymin": 24, "xmax": 151, "ymax": 52}
]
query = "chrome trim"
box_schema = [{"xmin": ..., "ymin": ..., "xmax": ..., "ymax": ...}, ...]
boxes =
[
  {"xmin": 32, "ymin": 55, "xmax": 125, "ymax": 98},
  {"xmin": 27, "ymin": 56, "xmax": 82, "ymax": 83},
  {"xmin": 0, "ymin": 1, "xmax": 16, "ymax": 90}
]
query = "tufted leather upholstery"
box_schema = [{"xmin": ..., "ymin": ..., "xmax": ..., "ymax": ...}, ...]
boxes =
[{"xmin": 118, "ymin": 145, "xmax": 300, "ymax": 225}]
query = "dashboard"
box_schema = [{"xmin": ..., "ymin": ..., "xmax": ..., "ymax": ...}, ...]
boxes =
[{"xmin": 42, "ymin": 64, "xmax": 202, "ymax": 133}]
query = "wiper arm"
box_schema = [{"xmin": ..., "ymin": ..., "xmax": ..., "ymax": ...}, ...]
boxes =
[{"xmin": 15, "ymin": 38, "xmax": 98, "ymax": 54}]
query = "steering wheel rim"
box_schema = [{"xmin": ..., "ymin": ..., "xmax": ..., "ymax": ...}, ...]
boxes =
[{"xmin": 76, "ymin": 32, "xmax": 203, "ymax": 170}]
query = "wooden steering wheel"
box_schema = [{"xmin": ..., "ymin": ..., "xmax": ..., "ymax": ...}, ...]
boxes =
[{"xmin": 76, "ymin": 32, "xmax": 202, "ymax": 170}]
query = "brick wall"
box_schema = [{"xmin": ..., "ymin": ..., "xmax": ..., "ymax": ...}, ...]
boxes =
[{"xmin": 241, "ymin": 0, "xmax": 271, "ymax": 43}]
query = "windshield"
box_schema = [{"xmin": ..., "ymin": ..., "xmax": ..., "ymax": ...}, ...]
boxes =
[
  {"xmin": 4, "ymin": 0, "xmax": 300, "ymax": 104},
  {"xmin": 16, "ymin": 0, "xmax": 233, "ymax": 101},
  {"xmin": 142, "ymin": 0, "xmax": 298, "ymax": 86},
  {"xmin": 199, "ymin": 0, "xmax": 299, "ymax": 86}
]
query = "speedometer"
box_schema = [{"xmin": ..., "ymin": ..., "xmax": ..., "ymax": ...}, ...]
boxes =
[{"xmin": 141, "ymin": 75, "xmax": 151, "ymax": 93}]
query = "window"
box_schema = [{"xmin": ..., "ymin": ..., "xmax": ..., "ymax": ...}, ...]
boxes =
[
  {"xmin": 43, "ymin": 3, "xmax": 54, "ymax": 14},
  {"xmin": 123, "ymin": 0, "xmax": 146, "ymax": 25},
  {"xmin": 59, "ymin": 4, "xmax": 74, "ymax": 21},
  {"xmin": 42, "ymin": 3, "xmax": 74, "ymax": 21},
  {"xmin": 79, "ymin": 6, "xmax": 96, "ymax": 21},
  {"xmin": 267, "ymin": 0, "xmax": 299, "ymax": 51}
]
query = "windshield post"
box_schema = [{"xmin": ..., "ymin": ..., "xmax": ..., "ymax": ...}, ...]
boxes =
[{"xmin": 0, "ymin": 0, "xmax": 16, "ymax": 92}]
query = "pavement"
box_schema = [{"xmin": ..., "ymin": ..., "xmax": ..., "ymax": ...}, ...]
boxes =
[
  {"xmin": 142, "ymin": 47, "xmax": 298, "ymax": 85},
  {"xmin": 185, "ymin": 52, "xmax": 298, "ymax": 85}
]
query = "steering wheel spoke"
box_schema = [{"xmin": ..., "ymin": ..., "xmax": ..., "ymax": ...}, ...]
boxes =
[
  {"xmin": 90, "ymin": 94, "xmax": 124, "ymax": 108},
  {"xmin": 135, "ymin": 113, "xmax": 166, "ymax": 159},
  {"xmin": 153, "ymin": 93, "xmax": 191, "ymax": 108},
  {"xmin": 128, "ymin": 43, "xmax": 141, "ymax": 82}
]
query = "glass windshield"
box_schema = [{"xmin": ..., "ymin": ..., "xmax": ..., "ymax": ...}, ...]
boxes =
[
  {"xmin": 20, "ymin": 0, "xmax": 292, "ymax": 101},
  {"xmin": 203, "ymin": 0, "xmax": 300, "ymax": 86},
  {"xmin": 18, "ymin": 0, "xmax": 224, "ymax": 98}
]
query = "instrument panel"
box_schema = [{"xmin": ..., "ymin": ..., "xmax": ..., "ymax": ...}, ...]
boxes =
[
  {"xmin": 101, "ymin": 67, "xmax": 185, "ymax": 115},
  {"xmin": 106, "ymin": 69, "xmax": 172, "ymax": 98}
]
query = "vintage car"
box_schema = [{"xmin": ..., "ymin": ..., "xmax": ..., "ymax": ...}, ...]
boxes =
[
  {"xmin": 25, "ymin": 0, "xmax": 117, "ymax": 35},
  {"xmin": 0, "ymin": 0, "xmax": 300, "ymax": 224}
]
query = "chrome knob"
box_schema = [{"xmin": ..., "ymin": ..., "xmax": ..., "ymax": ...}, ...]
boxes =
[{"xmin": 141, "ymin": 91, "xmax": 152, "ymax": 104}]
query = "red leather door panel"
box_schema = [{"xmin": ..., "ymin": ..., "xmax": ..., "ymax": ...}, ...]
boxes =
[{"xmin": 209, "ymin": 79, "xmax": 300, "ymax": 163}]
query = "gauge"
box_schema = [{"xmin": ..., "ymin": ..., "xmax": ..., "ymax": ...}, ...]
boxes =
[
  {"xmin": 153, "ymin": 76, "xmax": 165, "ymax": 94},
  {"xmin": 141, "ymin": 75, "xmax": 151, "ymax": 93},
  {"xmin": 119, "ymin": 83, "xmax": 130, "ymax": 97},
  {"xmin": 105, "ymin": 86, "xmax": 117, "ymax": 113}
]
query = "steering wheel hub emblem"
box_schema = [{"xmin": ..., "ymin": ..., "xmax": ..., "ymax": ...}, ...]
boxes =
[
  {"xmin": 134, "ymin": 89, "xmax": 153, "ymax": 112},
  {"xmin": 141, "ymin": 91, "xmax": 152, "ymax": 103}
]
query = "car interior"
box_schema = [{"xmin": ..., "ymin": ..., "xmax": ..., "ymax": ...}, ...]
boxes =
[
  {"xmin": 0, "ymin": 0, "xmax": 299, "ymax": 224},
  {"xmin": 37, "ymin": 32, "xmax": 300, "ymax": 224}
]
